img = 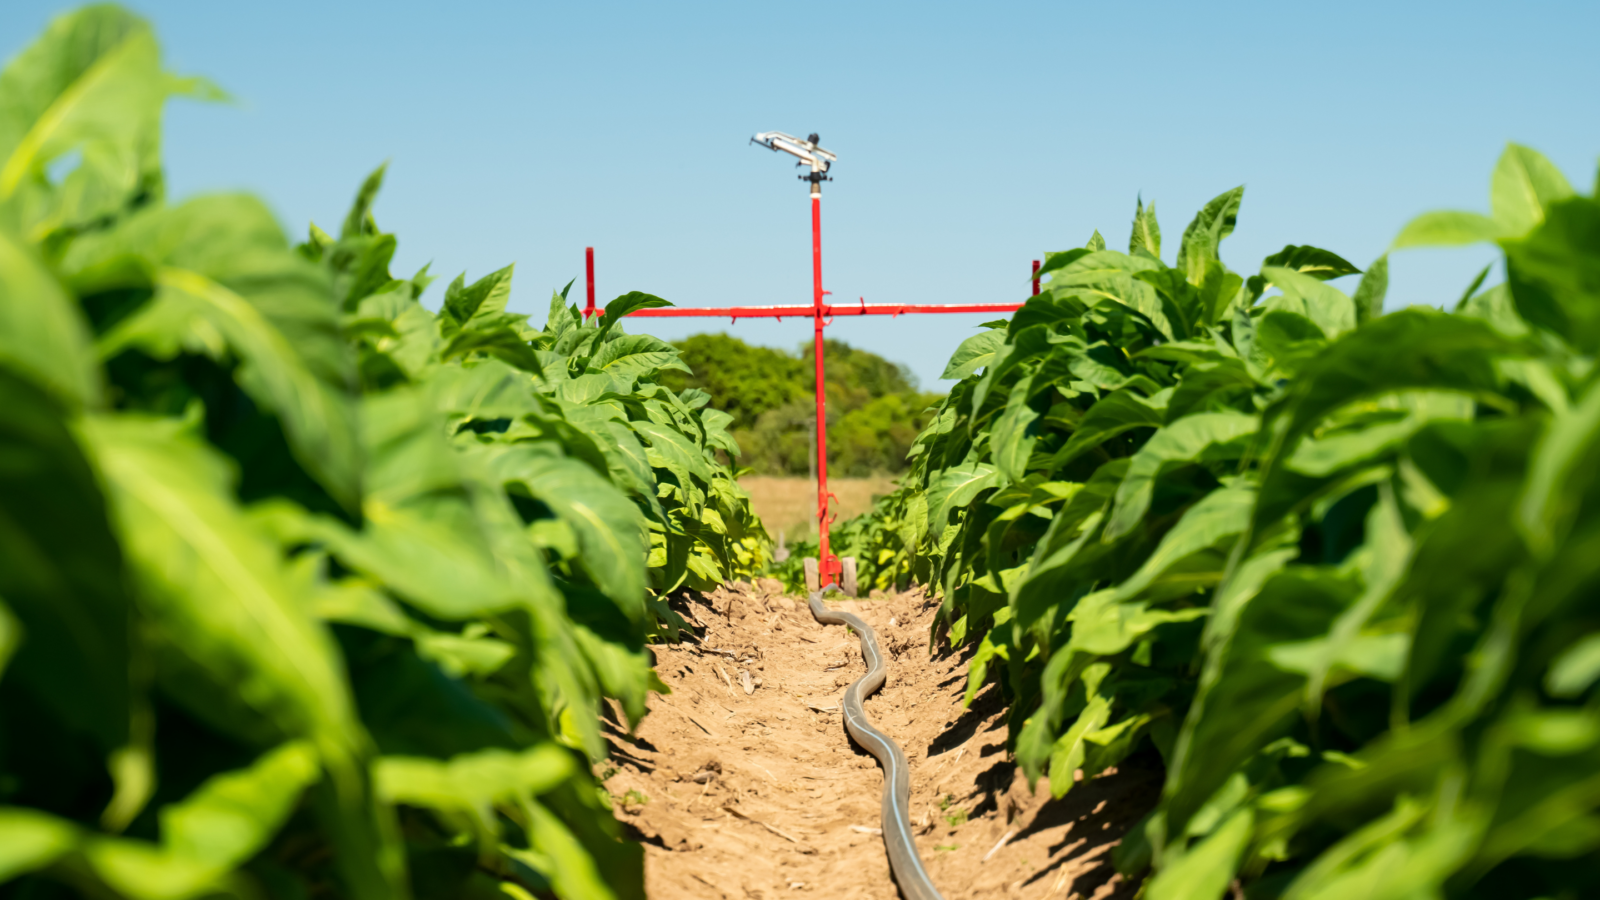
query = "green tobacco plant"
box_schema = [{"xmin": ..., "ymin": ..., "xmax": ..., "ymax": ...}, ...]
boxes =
[
  {"xmin": 835, "ymin": 147, "xmax": 1600, "ymax": 898},
  {"xmin": 0, "ymin": 6, "xmax": 765, "ymax": 899}
]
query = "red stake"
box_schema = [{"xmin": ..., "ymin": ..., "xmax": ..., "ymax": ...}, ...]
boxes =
[
  {"xmin": 585, "ymin": 246, "xmax": 596, "ymax": 319},
  {"xmin": 1032, "ymin": 259, "xmax": 1040, "ymax": 296}
]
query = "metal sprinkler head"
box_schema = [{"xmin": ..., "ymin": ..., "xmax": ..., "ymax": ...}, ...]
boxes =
[{"xmin": 749, "ymin": 130, "xmax": 837, "ymax": 184}]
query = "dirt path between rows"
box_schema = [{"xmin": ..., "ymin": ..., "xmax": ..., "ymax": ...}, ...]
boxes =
[{"xmin": 600, "ymin": 580, "xmax": 1159, "ymax": 900}]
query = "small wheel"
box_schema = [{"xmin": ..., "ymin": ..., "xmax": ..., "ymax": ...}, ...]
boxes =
[
  {"xmin": 803, "ymin": 557, "xmax": 819, "ymax": 593},
  {"xmin": 840, "ymin": 557, "xmax": 859, "ymax": 598}
]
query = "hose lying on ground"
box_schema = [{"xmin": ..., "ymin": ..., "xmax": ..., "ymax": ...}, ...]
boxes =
[{"xmin": 808, "ymin": 587, "xmax": 946, "ymax": 900}]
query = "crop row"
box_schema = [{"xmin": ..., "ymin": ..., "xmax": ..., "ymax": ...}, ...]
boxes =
[
  {"xmin": 0, "ymin": 7, "xmax": 764, "ymax": 899},
  {"xmin": 825, "ymin": 147, "xmax": 1600, "ymax": 897}
]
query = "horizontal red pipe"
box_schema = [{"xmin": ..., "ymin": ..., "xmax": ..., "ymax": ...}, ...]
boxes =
[
  {"xmin": 831, "ymin": 302, "xmax": 1026, "ymax": 316},
  {"xmin": 622, "ymin": 302, "xmax": 1025, "ymax": 319},
  {"xmin": 624, "ymin": 304, "xmax": 813, "ymax": 317}
]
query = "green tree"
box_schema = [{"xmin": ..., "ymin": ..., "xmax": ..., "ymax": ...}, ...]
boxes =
[
  {"xmin": 659, "ymin": 333, "xmax": 804, "ymax": 429},
  {"xmin": 661, "ymin": 333, "xmax": 941, "ymax": 475}
]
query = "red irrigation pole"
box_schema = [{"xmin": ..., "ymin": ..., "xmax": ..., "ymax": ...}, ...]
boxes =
[
  {"xmin": 809, "ymin": 178, "xmax": 841, "ymax": 587},
  {"xmin": 1032, "ymin": 259, "xmax": 1041, "ymax": 296},
  {"xmin": 585, "ymin": 246, "xmax": 596, "ymax": 319}
]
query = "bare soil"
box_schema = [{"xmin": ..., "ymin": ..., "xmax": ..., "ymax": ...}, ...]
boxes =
[{"xmin": 600, "ymin": 581, "xmax": 1159, "ymax": 899}]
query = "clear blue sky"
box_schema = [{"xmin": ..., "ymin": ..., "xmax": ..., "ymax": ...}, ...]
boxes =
[{"xmin": 4, "ymin": 1, "xmax": 1598, "ymax": 389}]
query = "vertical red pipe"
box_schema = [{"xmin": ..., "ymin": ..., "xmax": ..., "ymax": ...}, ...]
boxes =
[
  {"xmin": 811, "ymin": 183, "xmax": 835, "ymax": 588},
  {"xmin": 585, "ymin": 246, "xmax": 596, "ymax": 319},
  {"xmin": 1032, "ymin": 259, "xmax": 1041, "ymax": 296}
]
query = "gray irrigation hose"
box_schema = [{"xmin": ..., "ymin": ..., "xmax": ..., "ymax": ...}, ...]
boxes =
[{"xmin": 808, "ymin": 587, "xmax": 946, "ymax": 900}]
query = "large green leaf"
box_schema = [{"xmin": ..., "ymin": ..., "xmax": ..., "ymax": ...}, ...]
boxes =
[
  {"xmin": 991, "ymin": 374, "xmax": 1040, "ymax": 483},
  {"xmin": 1177, "ymin": 186, "xmax": 1243, "ymax": 281},
  {"xmin": 376, "ymin": 744, "xmax": 628, "ymax": 899},
  {"xmin": 1260, "ymin": 245, "xmax": 1361, "ymax": 281},
  {"xmin": 1352, "ymin": 254, "xmax": 1389, "ymax": 323},
  {"xmin": 306, "ymin": 388, "xmax": 527, "ymax": 619},
  {"xmin": 375, "ymin": 744, "xmax": 573, "ymax": 843},
  {"xmin": 0, "ymin": 7, "xmax": 151, "ymax": 159},
  {"xmin": 1391, "ymin": 210, "xmax": 1506, "ymax": 248},
  {"xmin": 1503, "ymin": 195, "xmax": 1600, "ymax": 353},
  {"xmin": 80, "ymin": 413, "xmax": 406, "ymax": 898},
  {"xmin": 0, "ymin": 230, "xmax": 99, "ymax": 406},
  {"xmin": 0, "ymin": 6, "xmax": 213, "ymax": 232},
  {"xmin": 1296, "ymin": 485, "xmax": 1413, "ymax": 712},
  {"xmin": 78, "ymin": 414, "xmax": 363, "ymax": 756},
  {"xmin": 1046, "ymin": 386, "xmax": 1170, "ymax": 469},
  {"xmin": 428, "ymin": 357, "xmax": 538, "ymax": 422},
  {"xmin": 632, "ymin": 419, "xmax": 714, "ymax": 484},
  {"xmin": 925, "ymin": 461, "xmax": 1001, "ymax": 538},
  {"xmin": 0, "ymin": 365, "xmax": 133, "ymax": 754},
  {"xmin": 1045, "ymin": 251, "xmax": 1171, "ymax": 339},
  {"xmin": 78, "ymin": 195, "xmax": 362, "ymax": 512},
  {"xmin": 1489, "ymin": 142, "xmax": 1575, "ymax": 237},
  {"xmin": 595, "ymin": 291, "xmax": 671, "ymax": 344},
  {"xmin": 1048, "ymin": 693, "xmax": 1112, "ymax": 797},
  {"xmin": 1253, "ymin": 310, "xmax": 1330, "ymax": 378},
  {"xmin": 1279, "ymin": 790, "xmax": 1480, "ymax": 900},
  {"xmin": 0, "ymin": 807, "xmax": 77, "ymax": 883},
  {"xmin": 436, "ymin": 267, "xmax": 543, "ymax": 373},
  {"xmin": 1165, "ymin": 569, "xmax": 1361, "ymax": 837},
  {"xmin": 1546, "ymin": 634, "xmax": 1600, "ymax": 699},
  {"xmin": 1031, "ymin": 247, "xmax": 1091, "ymax": 282},
  {"xmin": 1130, "ymin": 196, "xmax": 1161, "ymax": 260},
  {"xmin": 158, "ymin": 740, "xmax": 320, "ymax": 869},
  {"xmin": 1518, "ymin": 371, "xmax": 1600, "ymax": 557},
  {"xmin": 1068, "ymin": 588, "xmax": 1208, "ymax": 658},
  {"xmin": 940, "ymin": 327, "xmax": 1006, "ymax": 380},
  {"xmin": 319, "ymin": 165, "xmax": 404, "ymax": 312},
  {"xmin": 590, "ymin": 333, "xmax": 690, "ymax": 377},
  {"xmin": 1270, "ymin": 310, "xmax": 1527, "ymax": 465},
  {"xmin": 970, "ymin": 325, "xmax": 1050, "ymax": 415},
  {"xmin": 1145, "ymin": 808, "xmax": 1251, "ymax": 900},
  {"xmin": 484, "ymin": 446, "xmax": 647, "ymax": 622},
  {"xmin": 359, "ymin": 389, "xmax": 618, "ymax": 760},
  {"xmin": 516, "ymin": 797, "xmax": 619, "ymax": 900},
  {"xmin": 1104, "ymin": 411, "xmax": 1258, "ymax": 541},
  {"xmin": 4, "ymin": 742, "xmax": 339, "ymax": 900},
  {"xmin": 439, "ymin": 265, "xmax": 515, "ymax": 339},
  {"xmin": 1111, "ymin": 483, "xmax": 1255, "ymax": 603},
  {"xmin": 9, "ymin": 754, "xmax": 360, "ymax": 900},
  {"xmin": 348, "ymin": 288, "xmax": 441, "ymax": 383},
  {"xmin": 1010, "ymin": 465, "xmax": 1128, "ymax": 630},
  {"xmin": 1164, "ymin": 362, "xmax": 1255, "ymax": 422},
  {"xmin": 1288, "ymin": 393, "xmax": 1473, "ymax": 481},
  {"xmin": 1262, "ymin": 266, "xmax": 1357, "ymax": 339}
]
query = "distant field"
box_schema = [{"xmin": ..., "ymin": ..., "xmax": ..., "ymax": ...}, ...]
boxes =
[{"xmin": 740, "ymin": 475, "xmax": 899, "ymax": 542}]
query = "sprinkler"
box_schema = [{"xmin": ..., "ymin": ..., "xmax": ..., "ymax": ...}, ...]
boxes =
[{"xmin": 749, "ymin": 131, "xmax": 837, "ymax": 185}]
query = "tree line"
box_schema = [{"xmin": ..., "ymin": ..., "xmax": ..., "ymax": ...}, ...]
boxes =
[{"xmin": 659, "ymin": 333, "xmax": 945, "ymax": 476}]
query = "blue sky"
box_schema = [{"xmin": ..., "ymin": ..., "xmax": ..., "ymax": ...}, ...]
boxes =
[{"xmin": 4, "ymin": 0, "xmax": 1598, "ymax": 389}]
